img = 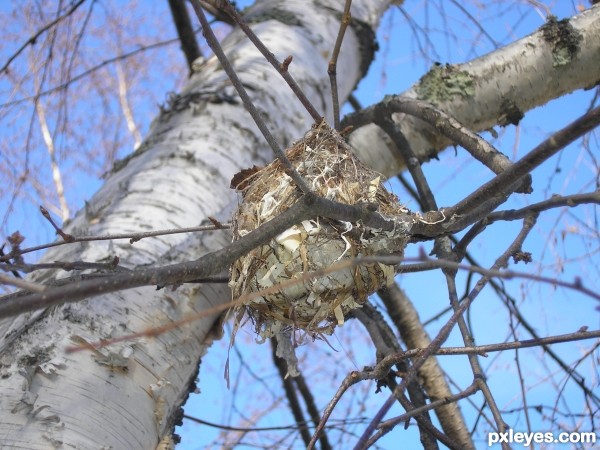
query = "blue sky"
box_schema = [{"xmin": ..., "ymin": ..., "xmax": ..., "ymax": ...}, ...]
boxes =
[
  {"xmin": 1, "ymin": 1, "xmax": 598, "ymax": 449},
  {"xmin": 178, "ymin": 2, "xmax": 599, "ymax": 449}
]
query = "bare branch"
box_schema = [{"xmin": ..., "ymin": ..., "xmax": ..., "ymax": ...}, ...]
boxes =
[
  {"xmin": 217, "ymin": 0, "xmax": 323, "ymax": 123},
  {"xmin": 360, "ymin": 329, "xmax": 600, "ymax": 369},
  {"xmin": 348, "ymin": 96, "xmax": 532, "ymax": 194},
  {"xmin": 328, "ymin": 0, "xmax": 352, "ymax": 130},
  {"xmin": 1, "ymin": 36, "xmax": 185, "ymax": 108},
  {"xmin": 1, "ymin": 258, "xmax": 124, "ymax": 275},
  {"xmin": 0, "ymin": 195, "xmax": 409, "ymax": 319},
  {"xmin": 354, "ymin": 214, "xmax": 538, "ymax": 449},
  {"xmin": 379, "ymin": 283, "xmax": 474, "ymax": 449},
  {"xmin": 35, "ymin": 101, "xmax": 70, "ymax": 220},
  {"xmin": 354, "ymin": 304, "xmax": 448, "ymax": 450},
  {"xmin": 486, "ymin": 191, "xmax": 600, "ymax": 222},
  {"xmin": 412, "ymin": 105, "xmax": 600, "ymax": 237},
  {"xmin": 293, "ymin": 369, "xmax": 334, "ymax": 450},
  {"xmin": 368, "ymin": 383, "xmax": 480, "ymax": 449},
  {"xmin": 0, "ymin": 273, "xmax": 45, "ymax": 293},
  {"xmin": 168, "ymin": 0, "xmax": 203, "ymax": 74},
  {"xmin": 0, "ymin": 222, "xmax": 230, "ymax": 261},
  {"xmin": 0, "ymin": 0, "xmax": 87, "ymax": 75},
  {"xmin": 190, "ymin": 0, "xmax": 312, "ymax": 195}
]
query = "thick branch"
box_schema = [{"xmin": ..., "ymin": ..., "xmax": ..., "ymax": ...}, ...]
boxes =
[
  {"xmin": 379, "ymin": 284, "xmax": 474, "ymax": 449},
  {"xmin": 0, "ymin": 196, "xmax": 409, "ymax": 318},
  {"xmin": 168, "ymin": 0, "xmax": 203, "ymax": 74},
  {"xmin": 411, "ymin": 105, "xmax": 600, "ymax": 237},
  {"xmin": 347, "ymin": 96, "xmax": 532, "ymax": 194},
  {"xmin": 347, "ymin": 5, "xmax": 600, "ymax": 177}
]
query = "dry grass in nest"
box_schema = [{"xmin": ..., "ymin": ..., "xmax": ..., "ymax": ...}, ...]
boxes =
[{"xmin": 229, "ymin": 120, "xmax": 411, "ymax": 341}]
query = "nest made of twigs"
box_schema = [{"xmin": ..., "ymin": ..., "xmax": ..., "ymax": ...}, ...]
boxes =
[{"xmin": 229, "ymin": 120, "xmax": 411, "ymax": 341}]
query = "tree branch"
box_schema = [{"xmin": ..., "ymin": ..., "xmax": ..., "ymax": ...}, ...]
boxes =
[
  {"xmin": 190, "ymin": 0, "xmax": 312, "ymax": 194},
  {"xmin": 217, "ymin": 0, "xmax": 323, "ymax": 123},
  {"xmin": 411, "ymin": 105, "xmax": 600, "ymax": 237},
  {"xmin": 0, "ymin": 195, "xmax": 410, "ymax": 318},
  {"xmin": 328, "ymin": 0, "xmax": 352, "ymax": 130},
  {"xmin": 0, "ymin": 0, "xmax": 87, "ymax": 75},
  {"xmin": 354, "ymin": 304, "xmax": 446, "ymax": 450},
  {"xmin": 379, "ymin": 283, "xmax": 475, "ymax": 449},
  {"xmin": 353, "ymin": 214, "xmax": 538, "ymax": 449},
  {"xmin": 345, "ymin": 6, "xmax": 600, "ymax": 177},
  {"xmin": 168, "ymin": 0, "xmax": 203, "ymax": 75},
  {"xmin": 346, "ymin": 96, "xmax": 532, "ymax": 194}
]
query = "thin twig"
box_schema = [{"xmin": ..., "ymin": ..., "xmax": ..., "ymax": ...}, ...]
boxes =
[
  {"xmin": 1, "ymin": 258, "xmax": 125, "ymax": 274},
  {"xmin": 218, "ymin": 0, "xmax": 322, "ymax": 123},
  {"xmin": 353, "ymin": 215, "xmax": 538, "ymax": 449},
  {"xmin": 183, "ymin": 414, "xmax": 368, "ymax": 433},
  {"xmin": 40, "ymin": 206, "xmax": 74, "ymax": 242},
  {"xmin": 510, "ymin": 319, "xmax": 533, "ymax": 439},
  {"xmin": 328, "ymin": 0, "xmax": 352, "ymax": 130},
  {"xmin": 0, "ymin": 273, "xmax": 46, "ymax": 292},
  {"xmin": 189, "ymin": 0, "xmax": 312, "ymax": 195},
  {"xmin": 448, "ymin": 0, "xmax": 500, "ymax": 48},
  {"xmin": 392, "ymin": 254, "xmax": 600, "ymax": 302},
  {"xmin": 0, "ymin": 222, "xmax": 230, "ymax": 262},
  {"xmin": 412, "ymin": 105, "xmax": 600, "ymax": 237},
  {"xmin": 367, "ymin": 383, "xmax": 480, "ymax": 448},
  {"xmin": 486, "ymin": 191, "xmax": 600, "ymax": 222},
  {"xmin": 1, "ymin": 0, "xmax": 87, "ymax": 75},
  {"xmin": 363, "ymin": 329, "xmax": 600, "ymax": 368},
  {"xmin": 453, "ymin": 190, "xmax": 600, "ymax": 260},
  {"xmin": 2, "ymin": 36, "xmax": 188, "ymax": 109}
]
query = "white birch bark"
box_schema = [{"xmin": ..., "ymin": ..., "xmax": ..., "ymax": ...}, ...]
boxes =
[
  {"xmin": 0, "ymin": 1, "xmax": 393, "ymax": 448},
  {"xmin": 350, "ymin": 5, "xmax": 600, "ymax": 176}
]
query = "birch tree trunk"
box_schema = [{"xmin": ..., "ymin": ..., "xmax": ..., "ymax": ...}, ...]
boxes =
[{"xmin": 0, "ymin": 1, "xmax": 393, "ymax": 448}]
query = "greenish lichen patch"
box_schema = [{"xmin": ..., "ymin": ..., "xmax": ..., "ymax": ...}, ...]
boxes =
[
  {"xmin": 541, "ymin": 16, "xmax": 582, "ymax": 67},
  {"xmin": 416, "ymin": 63, "xmax": 475, "ymax": 105}
]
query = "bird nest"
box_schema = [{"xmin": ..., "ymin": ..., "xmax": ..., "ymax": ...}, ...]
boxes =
[{"xmin": 229, "ymin": 120, "xmax": 410, "ymax": 341}]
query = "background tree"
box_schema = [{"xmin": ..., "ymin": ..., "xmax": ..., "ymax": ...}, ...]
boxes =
[{"xmin": 0, "ymin": 1, "xmax": 598, "ymax": 449}]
